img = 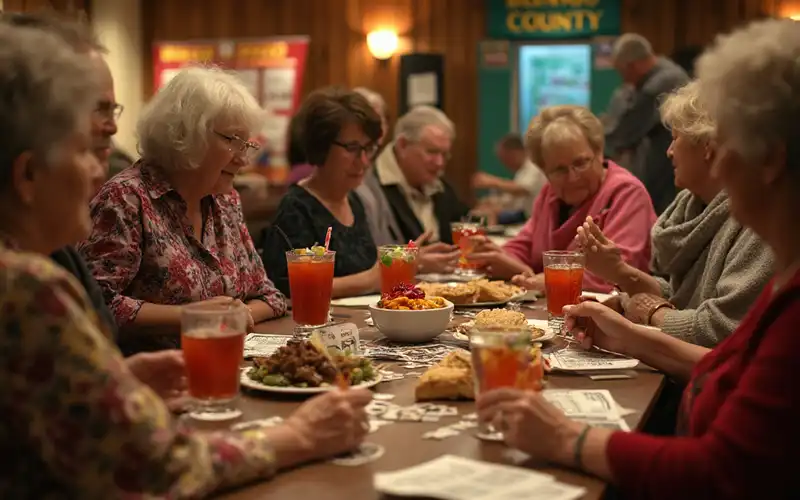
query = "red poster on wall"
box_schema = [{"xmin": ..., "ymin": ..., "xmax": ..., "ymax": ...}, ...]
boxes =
[{"xmin": 152, "ymin": 36, "xmax": 310, "ymax": 182}]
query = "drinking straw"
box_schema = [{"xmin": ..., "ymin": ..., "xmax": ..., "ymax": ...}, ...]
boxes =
[
  {"xmin": 274, "ymin": 225, "xmax": 293, "ymax": 250},
  {"xmin": 323, "ymin": 226, "xmax": 333, "ymax": 251}
]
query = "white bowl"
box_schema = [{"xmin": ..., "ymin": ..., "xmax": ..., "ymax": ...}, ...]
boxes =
[{"xmin": 368, "ymin": 299, "xmax": 454, "ymax": 343}]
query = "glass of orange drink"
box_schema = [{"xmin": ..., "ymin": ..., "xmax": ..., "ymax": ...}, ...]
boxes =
[
  {"xmin": 181, "ymin": 301, "xmax": 248, "ymax": 421},
  {"xmin": 451, "ymin": 215, "xmax": 486, "ymax": 276},
  {"xmin": 543, "ymin": 250, "xmax": 585, "ymax": 333},
  {"xmin": 287, "ymin": 247, "xmax": 336, "ymax": 334},
  {"xmin": 378, "ymin": 245, "xmax": 419, "ymax": 295},
  {"xmin": 470, "ymin": 326, "xmax": 542, "ymax": 438}
]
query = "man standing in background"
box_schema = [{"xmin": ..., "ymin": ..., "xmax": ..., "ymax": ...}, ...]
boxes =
[
  {"xmin": 606, "ymin": 33, "xmax": 689, "ymax": 214},
  {"xmin": 472, "ymin": 133, "xmax": 546, "ymax": 224}
]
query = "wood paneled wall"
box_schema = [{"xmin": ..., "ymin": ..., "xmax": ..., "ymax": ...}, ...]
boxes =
[
  {"xmin": 2, "ymin": 0, "xmax": 87, "ymax": 14},
  {"xmin": 141, "ymin": 0, "xmax": 782, "ymax": 199}
]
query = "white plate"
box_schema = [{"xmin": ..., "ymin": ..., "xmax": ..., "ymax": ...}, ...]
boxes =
[
  {"xmin": 331, "ymin": 294, "xmax": 382, "ymax": 307},
  {"xmin": 416, "ymin": 272, "xmax": 486, "ymax": 283},
  {"xmin": 452, "ymin": 318, "xmax": 557, "ymax": 343},
  {"xmin": 453, "ymin": 291, "xmax": 528, "ymax": 308},
  {"xmin": 240, "ymin": 368, "xmax": 383, "ymax": 394}
]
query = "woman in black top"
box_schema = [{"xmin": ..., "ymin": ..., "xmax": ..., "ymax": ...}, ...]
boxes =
[{"xmin": 262, "ymin": 88, "xmax": 383, "ymax": 298}]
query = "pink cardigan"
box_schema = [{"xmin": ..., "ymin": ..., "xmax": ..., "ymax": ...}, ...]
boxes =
[{"xmin": 503, "ymin": 162, "xmax": 656, "ymax": 292}]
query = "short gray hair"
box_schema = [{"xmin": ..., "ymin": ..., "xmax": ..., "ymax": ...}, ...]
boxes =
[
  {"xmin": 0, "ymin": 24, "xmax": 99, "ymax": 190},
  {"xmin": 353, "ymin": 87, "xmax": 387, "ymax": 115},
  {"xmin": 394, "ymin": 105, "xmax": 455, "ymax": 142},
  {"xmin": 660, "ymin": 81, "xmax": 715, "ymax": 143},
  {"xmin": 612, "ymin": 34, "xmax": 654, "ymax": 66},
  {"xmin": 696, "ymin": 19, "xmax": 800, "ymax": 164},
  {"xmin": 525, "ymin": 106, "xmax": 604, "ymax": 168},
  {"xmin": 137, "ymin": 66, "xmax": 265, "ymax": 170}
]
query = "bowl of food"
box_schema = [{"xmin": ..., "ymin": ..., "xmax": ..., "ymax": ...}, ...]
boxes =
[{"xmin": 368, "ymin": 284, "xmax": 454, "ymax": 343}]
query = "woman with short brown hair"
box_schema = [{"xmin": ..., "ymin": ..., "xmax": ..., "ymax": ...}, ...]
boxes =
[{"xmin": 262, "ymin": 87, "xmax": 384, "ymax": 298}]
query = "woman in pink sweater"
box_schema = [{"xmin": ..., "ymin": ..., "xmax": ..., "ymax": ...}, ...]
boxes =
[{"xmin": 471, "ymin": 106, "xmax": 656, "ymax": 292}]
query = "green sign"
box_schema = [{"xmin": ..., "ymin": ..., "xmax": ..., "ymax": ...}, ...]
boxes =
[{"xmin": 487, "ymin": 0, "xmax": 621, "ymax": 39}]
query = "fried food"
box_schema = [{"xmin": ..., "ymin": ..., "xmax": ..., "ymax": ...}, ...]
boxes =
[
  {"xmin": 474, "ymin": 309, "xmax": 528, "ymax": 328},
  {"xmin": 248, "ymin": 339, "xmax": 375, "ymax": 387},
  {"xmin": 416, "ymin": 279, "xmax": 521, "ymax": 305},
  {"xmin": 415, "ymin": 349, "xmax": 475, "ymax": 401},
  {"xmin": 380, "ymin": 295, "xmax": 447, "ymax": 310},
  {"xmin": 473, "ymin": 279, "xmax": 522, "ymax": 303}
]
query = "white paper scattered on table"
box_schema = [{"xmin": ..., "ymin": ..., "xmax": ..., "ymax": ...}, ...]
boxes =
[
  {"xmin": 243, "ymin": 333, "xmax": 291, "ymax": 358},
  {"xmin": 407, "ymin": 72, "xmax": 438, "ymax": 107},
  {"xmin": 331, "ymin": 294, "xmax": 381, "ymax": 307},
  {"xmin": 318, "ymin": 322, "xmax": 361, "ymax": 354},
  {"xmin": 374, "ymin": 455, "xmax": 586, "ymax": 500},
  {"xmin": 546, "ymin": 347, "xmax": 639, "ymax": 371},
  {"xmin": 543, "ymin": 389, "xmax": 631, "ymax": 431}
]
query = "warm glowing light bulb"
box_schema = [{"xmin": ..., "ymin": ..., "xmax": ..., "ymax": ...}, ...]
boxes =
[{"xmin": 366, "ymin": 30, "xmax": 398, "ymax": 60}]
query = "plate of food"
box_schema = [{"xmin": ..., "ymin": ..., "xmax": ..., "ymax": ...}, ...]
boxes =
[
  {"xmin": 451, "ymin": 309, "xmax": 556, "ymax": 343},
  {"xmin": 417, "ymin": 279, "xmax": 525, "ymax": 307},
  {"xmin": 242, "ymin": 338, "xmax": 382, "ymax": 394}
]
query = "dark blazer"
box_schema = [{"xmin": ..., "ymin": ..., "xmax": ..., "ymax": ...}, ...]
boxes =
[
  {"xmin": 374, "ymin": 167, "xmax": 469, "ymax": 244},
  {"xmin": 50, "ymin": 245, "xmax": 118, "ymax": 341}
]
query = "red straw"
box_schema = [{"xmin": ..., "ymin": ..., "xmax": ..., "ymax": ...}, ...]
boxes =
[{"xmin": 323, "ymin": 226, "xmax": 332, "ymax": 251}]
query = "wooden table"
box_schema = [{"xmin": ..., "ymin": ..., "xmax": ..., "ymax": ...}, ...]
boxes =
[{"xmin": 218, "ymin": 305, "xmax": 665, "ymax": 500}]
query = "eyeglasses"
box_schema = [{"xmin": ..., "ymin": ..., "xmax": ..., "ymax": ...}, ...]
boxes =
[
  {"xmin": 545, "ymin": 155, "xmax": 595, "ymax": 181},
  {"xmin": 215, "ymin": 131, "xmax": 260, "ymax": 158},
  {"xmin": 333, "ymin": 140, "xmax": 378, "ymax": 158},
  {"xmin": 94, "ymin": 101, "xmax": 124, "ymax": 121}
]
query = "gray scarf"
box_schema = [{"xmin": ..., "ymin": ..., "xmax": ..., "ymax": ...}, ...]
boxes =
[{"xmin": 651, "ymin": 190, "xmax": 731, "ymax": 281}]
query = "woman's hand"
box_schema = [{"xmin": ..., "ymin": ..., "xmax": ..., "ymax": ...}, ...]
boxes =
[
  {"xmin": 477, "ymin": 389, "xmax": 583, "ymax": 465},
  {"xmin": 574, "ymin": 216, "xmax": 624, "ymax": 283},
  {"xmin": 273, "ymin": 388, "xmax": 373, "ymax": 467},
  {"xmin": 511, "ymin": 270, "xmax": 545, "ymax": 292},
  {"xmin": 467, "ymin": 235, "xmax": 530, "ymax": 279},
  {"xmin": 126, "ymin": 350, "xmax": 188, "ymax": 412},
  {"xmin": 563, "ymin": 299, "xmax": 642, "ymax": 356}
]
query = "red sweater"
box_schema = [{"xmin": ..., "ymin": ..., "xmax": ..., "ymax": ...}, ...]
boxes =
[
  {"xmin": 502, "ymin": 162, "xmax": 656, "ymax": 292},
  {"xmin": 607, "ymin": 269, "xmax": 800, "ymax": 498}
]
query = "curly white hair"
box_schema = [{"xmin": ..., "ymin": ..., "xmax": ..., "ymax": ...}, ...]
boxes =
[{"xmin": 695, "ymin": 19, "xmax": 800, "ymax": 162}]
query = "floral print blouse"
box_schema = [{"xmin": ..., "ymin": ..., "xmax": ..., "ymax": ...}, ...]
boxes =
[
  {"xmin": 78, "ymin": 161, "xmax": 286, "ymax": 354},
  {"xmin": 0, "ymin": 242, "xmax": 277, "ymax": 497}
]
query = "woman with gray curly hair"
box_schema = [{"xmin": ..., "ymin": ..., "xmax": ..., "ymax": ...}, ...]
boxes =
[
  {"xmin": 575, "ymin": 80, "xmax": 774, "ymax": 347},
  {"xmin": 475, "ymin": 19, "xmax": 800, "ymax": 498},
  {"xmin": 79, "ymin": 66, "xmax": 287, "ymax": 355},
  {"xmin": 0, "ymin": 25, "xmax": 372, "ymax": 497}
]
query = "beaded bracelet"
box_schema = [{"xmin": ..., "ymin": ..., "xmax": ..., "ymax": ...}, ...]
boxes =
[{"xmin": 573, "ymin": 424, "xmax": 591, "ymax": 469}]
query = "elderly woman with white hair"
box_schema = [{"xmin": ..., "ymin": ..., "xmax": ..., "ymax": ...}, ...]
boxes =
[
  {"xmin": 0, "ymin": 24, "xmax": 372, "ymax": 498},
  {"xmin": 576, "ymin": 81, "xmax": 773, "ymax": 347},
  {"xmin": 79, "ymin": 67, "xmax": 286, "ymax": 355},
  {"xmin": 476, "ymin": 19, "xmax": 800, "ymax": 498},
  {"xmin": 471, "ymin": 105, "xmax": 656, "ymax": 291}
]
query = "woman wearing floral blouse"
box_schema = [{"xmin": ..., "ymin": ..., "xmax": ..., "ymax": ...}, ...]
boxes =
[
  {"xmin": 0, "ymin": 24, "xmax": 372, "ymax": 498},
  {"xmin": 79, "ymin": 66, "xmax": 287, "ymax": 354}
]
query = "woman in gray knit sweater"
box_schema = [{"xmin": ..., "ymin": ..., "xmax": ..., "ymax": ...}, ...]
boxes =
[{"xmin": 576, "ymin": 81, "xmax": 773, "ymax": 347}]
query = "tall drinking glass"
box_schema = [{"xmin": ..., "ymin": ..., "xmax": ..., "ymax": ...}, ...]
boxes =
[
  {"xmin": 378, "ymin": 244, "xmax": 419, "ymax": 295},
  {"xmin": 181, "ymin": 301, "xmax": 248, "ymax": 421},
  {"xmin": 543, "ymin": 250, "xmax": 585, "ymax": 333},
  {"xmin": 470, "ymin": 326, "xmax": 539, "ymax": 439},
  {"xmin": 287, "ymin": 249, "xmax": 335, "ymax": 333},
  {"xmin": 451, "ymin": 215, "xmax": 486, "ymax": 276}
]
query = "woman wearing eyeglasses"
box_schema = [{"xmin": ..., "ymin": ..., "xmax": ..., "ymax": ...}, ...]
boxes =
[
  {"xmin": 261, "ymin": 88, "xmax": 384, "ymax": 299},
  {"xmin": 79, "ymin": 66, "xmax": 287, "ymax": 355},
  {"xmin": 470, "ymin": 105, "xmax": 656, "ymax": 292}
]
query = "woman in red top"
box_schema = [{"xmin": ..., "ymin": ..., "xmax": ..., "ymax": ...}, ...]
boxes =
[{"xmin": 477, "ymin": 19, "xmax": 800, "ymax": 499}]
